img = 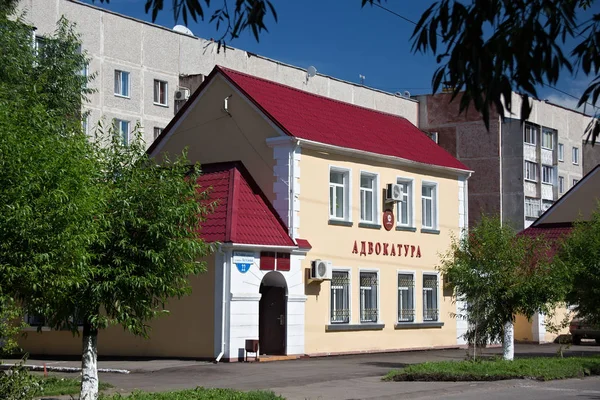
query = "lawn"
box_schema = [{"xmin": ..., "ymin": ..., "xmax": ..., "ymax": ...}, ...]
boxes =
[
  {"xmin": 98, "ymin": 388, "xmax": 283, "ymax": 399},
  {"xmin": 384, "ymin": 356, "xmax": 600, "ymax": 382},
  {"xmin": 38, "ymin": 376, "xmax": 113, "ymax": 397}
]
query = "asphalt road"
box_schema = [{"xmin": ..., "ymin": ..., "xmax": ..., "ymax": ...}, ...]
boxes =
[{"xmin": 30, "ymin": 342, "xmax": 600, "ymax": 399}]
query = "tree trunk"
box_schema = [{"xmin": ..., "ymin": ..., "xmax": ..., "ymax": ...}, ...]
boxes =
[
  {"xmin": 80, "ymin": 322, "xmax": 99, "ymax": 400},
  {"xmin": 503, "ymin": 320, "xmax": 514, "ymax": 361}
]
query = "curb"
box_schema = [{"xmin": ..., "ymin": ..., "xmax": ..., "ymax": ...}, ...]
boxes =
[{"xmin": 0, "ymin": 364, "xmax": 130, "ymax": 374}]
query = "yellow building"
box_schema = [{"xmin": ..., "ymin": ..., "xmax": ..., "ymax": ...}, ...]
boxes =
[{"xmin": 20, "ymin": 66, "xmax": 472, "ymax": 361}]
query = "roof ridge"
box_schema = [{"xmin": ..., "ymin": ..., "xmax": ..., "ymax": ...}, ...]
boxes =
[{"xmin": 216, "ymin": 66, "xmax": 417, "ymax": 123}]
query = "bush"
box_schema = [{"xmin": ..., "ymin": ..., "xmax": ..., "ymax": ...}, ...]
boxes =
[{"xmin": 0, "ymin": 359, "xmax": 40, "ymax": 400}]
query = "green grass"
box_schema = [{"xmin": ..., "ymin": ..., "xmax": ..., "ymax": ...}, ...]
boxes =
[
  {"xmin": 384, "ymin": 356, "xmax": 600, "ymax": 382},
  {"xmin": 38, "ymin": 376, "xmax": 113, "ymax": 397},
  {"xmin": 98, "ymin": 388, "xmax": 283, "ymax": 400}
]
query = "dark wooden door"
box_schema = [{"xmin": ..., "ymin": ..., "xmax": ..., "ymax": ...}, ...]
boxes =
[{"xmin": 259, "ymin": 286, "xmax": 286, "ymax": 355}]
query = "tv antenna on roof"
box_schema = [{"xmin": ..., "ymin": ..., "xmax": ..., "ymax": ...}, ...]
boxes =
[
  {"xmin": 306, "ymin": 66, "xmax": 317, "ymax": 83},
  {"xmin": 359, "ymin": 74, "xmax": 366, "ymax": 85}
]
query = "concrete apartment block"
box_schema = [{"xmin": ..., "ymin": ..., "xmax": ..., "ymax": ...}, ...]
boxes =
[
  {"xmin": 18, "ymin": 0, "xmax": 418, "ymax": 146},
  {"xmin": 417, "ymin": 92, "xmax": 596, "ymax": 231}
]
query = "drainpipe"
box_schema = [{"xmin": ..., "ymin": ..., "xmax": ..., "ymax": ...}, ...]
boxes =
[{"xmin": 215, "ymin": 245, "xmax": 228, "ymax": 363}]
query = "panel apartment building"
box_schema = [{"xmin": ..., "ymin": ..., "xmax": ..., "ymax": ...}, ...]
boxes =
[
  {"xmin": 18, "ymin": 0, "xmax": 419, "ymax": 147},
  {"xmin": 416, "ymin": 92, "xmax": 594, "ymax": 231}
]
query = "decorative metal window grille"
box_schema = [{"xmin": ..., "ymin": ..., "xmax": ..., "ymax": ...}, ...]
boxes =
[
  {"xmin": 423, "ymin": 274, "xmax": 439, "ymax": 321},
  {"xmin": 330, "ymin": 271, "xmax": 350, "ymax": 323},
  {"xmin": 398, "ymin": 274, "xmax": 415, "ymax": 322},
  {"xmin": 360, "ymin": 272, "xmax": 378, "ymax": 323}
]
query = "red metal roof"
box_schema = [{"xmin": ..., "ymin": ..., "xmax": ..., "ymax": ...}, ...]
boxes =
[
  {"xmin": 518, "ymin": 223, "xmax": 573, "ymax": 259},
  {"xmin": 198, "ymin": 162, "xmax": 295, "ymax": 247},
  {"xmin": 217, "ymin": 67, "xmax": 469, "ymax": 171}
]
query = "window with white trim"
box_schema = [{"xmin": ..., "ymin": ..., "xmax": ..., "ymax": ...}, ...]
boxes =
[
  {"xmin": 153, "ymin": 79, "xmax": 168, "ymax": 106},
  {"xmin": 525, "ymin": 197, "xmax": 541, "ymax": 218},
  {"xmin": 558, "ymin": 143, "xmax": 564, "ymax": 161},
  {"xmin": 398, "ymin": 273, "xmax": 415, "ymax": 322},
  {"xmin": 524, "ymin": 124, "xmax": 537, "ymax": 145},
  {"xmin": 396, "ymin": 179, "xmax": 413, "ymax": 227},
  {"xmin": 572, "ymin": 147, "xmax": 579, "ymax": 165},
  {"xmin": 541, "ymin": 129, "xmax": 554, "ymax": 150},
  {"xmin": 330, "ymin": 271, "xmax": 350, "ymax": 324},
  {"xmin": 360, "ymin": 272, "xmax": 378, "ymax": 323},
  {"xmin": 573, "ymin": 178, "xmax": 579, "ymax": 186},
  {"xmin": 421, "ymin": 183, "xmax": 437, "ymax": 229},
  {"xmin": 329, "ymin": 168, "xmax": 350, "ymax": 221},
  {"xmin": 524, "ymin": 161, "xmax": 538, "ymax": 182},
  {"xmin": 423, "ymin": 274, "xmax": 439, "ymax": 321},
  {"xmin": 360, "ymin": 173, "xmax": 377, "ymax": 223},
  {"xmin": 559, "ymin": 176, "xmax": 565, "ymax": 193},
  {"xmin": 114, "ymin": 70, "xmax": 130, "ymax": 97},
  {"xmin": 153, "ymin": 127, "xmax": 163, "ymax": 141},
  {"xmin": 542, "ymin": 165, "xmax": 553, "ymax": 184},
  {"xmin": 114, "ymin": 119, "xmax": 130, "ymax": 145}
]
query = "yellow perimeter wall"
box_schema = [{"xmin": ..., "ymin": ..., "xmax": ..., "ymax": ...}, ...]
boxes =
[
  {"xmin": 19, "ymin": 256, "xmax": 217, "ymax": 359},
  {"xmin": 298, "ymin": 149, "xmax": 463, "ymax": 355}
]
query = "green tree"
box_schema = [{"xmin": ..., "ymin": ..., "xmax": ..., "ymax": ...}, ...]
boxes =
[
  {"xmin": 439, "ymin": 215, "xmax": 569, "ymax": 360},
  {"xmin": 557, "ymin": 205, "xmax": 600, "ymax": 327},
  {"xmin": 0, "ymin": 8, "xmax": 216, "ymax": 400},
  {"xmin": 110, "ymin": 0, "xmax": 599, "ymax": 142}
]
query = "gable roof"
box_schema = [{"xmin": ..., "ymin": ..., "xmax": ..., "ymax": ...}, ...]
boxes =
[
  {"xmin": 198, "ymin": 162, "xmax": 295, "ymax": 247},
  {"xmin": 149, "ymin": 66, "xmax": 470, "ymax": 173}
]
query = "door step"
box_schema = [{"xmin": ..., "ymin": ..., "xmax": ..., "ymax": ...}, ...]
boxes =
[{"xmin": 256, "ymin": 355, "xmax": 300, "ymax": 362}]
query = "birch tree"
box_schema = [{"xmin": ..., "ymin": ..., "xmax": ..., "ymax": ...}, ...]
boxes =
[{"xmin": 439, "ymin": 215, "xmax": 569, "ymax": 360}]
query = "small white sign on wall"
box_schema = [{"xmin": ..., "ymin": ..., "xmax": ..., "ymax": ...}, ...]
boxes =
[{"xmin": 233, "ymin": 251, "xmax": 255, "ymax": 274}]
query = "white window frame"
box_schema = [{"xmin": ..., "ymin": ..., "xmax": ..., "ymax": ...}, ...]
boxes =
[
  {"xmin": 524, "ymin": 161, "xmax": 538, "ymax": 182},
  {"xmin": 397, "ymin": 270, "xmax": 416, "ymax": 323},
  {"xmin": 153, "ymin": 127, "xmax": 163, "ymax": 141},
  {"xmin": 114, "ymin": 119, "xmax": 130, "ymax": 145},
  {"xmin": 421, "ymin": 181, "xmax": 438, "ymax": 230},
  {"xmin": 541, "ymin": 165, "xmax": 553, "ymax": 184},
  {"xmin": 329, "ymin": 166, "xmax": 352, "ymax": 222},
  {"xmin": 558, "ymin": 176, "xmax": 564, "ymax": 193},
  {"xmin": 572, "ymin": 147, "xmax": 579, "ymax": 165},
  {"xmin": 525, "ymin": 197, "xmax": 541, "ymax": 218},
  {"xmin": 330, "ymin": 268, "xmax": 351, "ymax": 324},
  {"xmin": 524, "ymin": 124, "xmax": 537, "ymax": 145},
  {"xmin": 153, "ymin": 79, "xmax": 168, "ymax": 106},
  {"xmin": 396, "ymin": 177, "xmax": 414, "ymax": 228},
  {"xmin": 573, "ymin": 178, "xmax": 579, "ymax": 186},
  {"xmin": 358, "ymin": 268, "xmax": 380, "ymax": 324},
  {"xmin": 558, "ymin": 143, "xmax": 564, "ymax": 162},
  {"xmin": 359, "ymin": 171, "xmax": 379, "ymax": 224},
  {"xmin": 114, "ymin": 70, "xmax": 130, "ymax": 98},
  {"xmin": 422, "ymin": 272, "xmax": 440, "ymax": 322},
  {"xmin": 82, "ymin": 114, "xmax": 89, "ymax": 136},
  {"xmin": 541, "ymin": 129, "xmax": 554, "ymax": 150}
]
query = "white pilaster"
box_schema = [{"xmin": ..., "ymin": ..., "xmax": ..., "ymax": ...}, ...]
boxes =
[
  {"xmin": 456, "ymin": 177, "xmax": 469, "ymax": 345},
  {"xmin": 269, "ymin": 140, "xmax": 301, "ymax": 239}
]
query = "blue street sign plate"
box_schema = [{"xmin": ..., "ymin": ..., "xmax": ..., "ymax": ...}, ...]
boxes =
[{"xmin": 236, "ymin": 263, "xmax": 252, "ymax": 273}]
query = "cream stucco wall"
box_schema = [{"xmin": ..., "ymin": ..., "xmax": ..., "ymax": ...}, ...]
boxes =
[
  {"xmin": 19, "ymin": 256, "xmax": 216, "ymax": 359},
  {"xmin": 298, "ymin": 149, "xmax": 463, "ymax": 354}
]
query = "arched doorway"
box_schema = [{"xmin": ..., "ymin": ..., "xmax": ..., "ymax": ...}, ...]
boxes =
[{"xmin": 259, "ymin": 271, "xmax": 287, "ymax": 355}]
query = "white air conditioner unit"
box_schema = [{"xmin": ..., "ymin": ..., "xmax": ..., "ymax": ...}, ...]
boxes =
[
  {"xmin": 174, "ymin": 88, "xmax": 190, "ymax": 101},
  {"xmin": 385, "ymin": 183, "xmax": 403, "ymax": 203},
  {"xmin": 310, "ymin": 259, "xmax": 332, "ymax": 281}
]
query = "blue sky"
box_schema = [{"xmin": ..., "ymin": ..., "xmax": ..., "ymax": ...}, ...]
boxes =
[{"xmin": 85, "ymin": 0, "xmax": 598, "ymax": 112}]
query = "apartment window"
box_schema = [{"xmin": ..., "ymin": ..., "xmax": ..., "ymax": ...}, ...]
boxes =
[
  {"xmin": 423, "ymin": 274, "xmax": 439, "ymax": 322},
  {"xmin": 421, "ymin": 183, "xmax": 437, "ymax": 229},
  {"xmin": 542, "ymin": 165, "xmax": 553, "ymax": 184},
  {"xmin": 330, "ymin": 271, "xmax": 350, "ymax": 324},
  {"xmin": 329, "ymin": 168, "xmax": 350, "ymax": 221},
  {"xmin": 524, "ymin": 124, "xmax": 537, "ymax": 145},
  {"xmin": 541, "ymin": 129, "xmax": 554, "ymax": 150},
  {"xmin": 114, "ymin": 70, "xmax": 130, "ymax": 97},
  {"xmin": 153, "ymin": 127, "xmax": 163, "ymax": 141},
  {"xmin": 572, "ymin": 147, "xmax": 579, "ymax": 165},
  {"xmin": 396, "ymin": 179, "xmax": 413, "ymax": 227},
  {"xmin": 397, "ymin": 273, "xmax": 415, "ymax": 322},
  {"xmin": 359, "ymin": 272, "xmax": 378, "ymax": 323},
  {"xmin": 525, "ymin": 197, "xmax": 541, "ymax": 218},
  {"xmin": 573, "ymin": 178, "xmax": 579, "ymax": 186},
  {"xmin": 360, "ymin": 173, "xmax": 377, "ymax": 223},
  {"xmin": 559, "ymin": 176, "xmax": 565, "ymax": 193},
  {"xmin": 524, "ymin": 161, "xmax": 538, "ymax": 182},
  {"xmin": 114, "ymin": 119, "xmax": 130, "ymax": 145},
  {"xmin": 153, "ymin": 79, "xmax": 168, "ymax": 106},
  {"xmin": 34, "ymin": 36, "xmax": 46, "ymax": 54},
  {"xmin": 558, "ymin": 143, "xmax": 564, "ymax": 161}
]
